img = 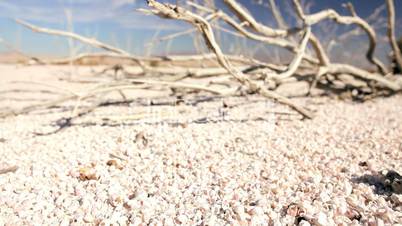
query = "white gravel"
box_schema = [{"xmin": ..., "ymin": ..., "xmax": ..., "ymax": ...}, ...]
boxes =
[{"xmin": 0, "ymin": 65, "xmax": 402, "ymax": 225}]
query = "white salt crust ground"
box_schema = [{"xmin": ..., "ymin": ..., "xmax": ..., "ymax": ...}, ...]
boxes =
[{"xmin": 0, "ymin": 65, "xmax": 402, "ymax": 225}]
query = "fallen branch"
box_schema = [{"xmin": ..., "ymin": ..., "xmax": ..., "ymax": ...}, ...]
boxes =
[
  {"xmin": 326, "ymin": 64, "xmax": 400, "ymax": 91},
  {"xmin": 5, "ymin": 0, "xmax": 400, "ymax": 124},
  {"xmin": 0, "ymin": 78, "xmax": 233, "ymax": 119},
  {"xmin": 147, "ymin": 0, "xmax": 313, "ymax": 119},
  {"xmin": 0, "ymin": 165, "xmax": 18, "ymax": 175},
  {"xmin": 30, "ymin": 52, "xmax": 145, "ymax": 65},
  {"xmin": 23, "ymin": 51, "xmax": 269, "ymax": 68}
]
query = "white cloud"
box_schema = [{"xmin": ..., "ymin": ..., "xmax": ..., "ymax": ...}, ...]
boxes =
[
  {"xmin": 111, "ymin": 0, "xmax": 136, "ymax": 8},
  {"xmin": 0, "ymin": 0, "xmax": 183, "ymax": 30}
]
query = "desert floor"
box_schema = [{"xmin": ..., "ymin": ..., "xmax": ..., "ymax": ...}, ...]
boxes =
[{"xmin": 0, "ymin": 64, "xmax": 401, "ymax": 225}]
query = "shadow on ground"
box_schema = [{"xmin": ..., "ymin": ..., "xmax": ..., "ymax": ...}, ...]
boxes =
[
  {"xmin": 32, "ymin": 96, "xmax": 299, "ymax": 136},
  {"xmin": 352, "ymin": 170, "xmax": 402, "ymax": 195}
]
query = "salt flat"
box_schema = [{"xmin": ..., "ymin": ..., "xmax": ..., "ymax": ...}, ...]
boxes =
[{"xmin": 0, "ymin": 65, "xmax": 401, "ymax": 225}]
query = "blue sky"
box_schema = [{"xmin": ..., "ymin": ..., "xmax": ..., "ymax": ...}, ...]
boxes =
[{"xmin": 0, "ymin": 0, "xmax": 401, "ymax": 62}]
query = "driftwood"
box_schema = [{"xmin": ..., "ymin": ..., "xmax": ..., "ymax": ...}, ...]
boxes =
[
  {"xmin": 1, "ymin": 0, "xmax": 402, "ymax": 123},
  {"xmin": 386, "ymin": 0, "xmax": 402, "ymax": 73},
  {"xmin": 146, "ymin": 0, "xmax": 313, "ymax": 118}
]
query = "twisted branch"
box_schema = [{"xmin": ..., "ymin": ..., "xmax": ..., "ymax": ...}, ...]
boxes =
[
  {"xmin": 147, "ymin": 0, "xmax": 313, "ymax": 119},
  {"xmin": 293, "ymin": 0, "xmax": 388, "ymax": 74}
]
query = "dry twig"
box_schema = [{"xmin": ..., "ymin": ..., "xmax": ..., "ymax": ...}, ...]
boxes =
[
  {"xmin": 0, "ymin": 165, "xmax": 18, "ymax": 175},
  {"xmin": 223, "ymin": 0, "xmax": 293, "ymax": 37},
  {"xmin": 16, "ymin": 20, "xmax": 130, "ymax": 56},
  {"xmin": 16, "ymin": 19, "xmax": 146, "ymax": 69}
]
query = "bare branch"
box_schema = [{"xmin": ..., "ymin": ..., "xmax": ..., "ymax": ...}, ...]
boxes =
[
  {"xmin": 268, "ymin": 0, "xmax": 288, "ymax": 29},
  {"xmin": 326, "ymin": 64, "xmax": 400, "ymax": 91},
  {"xmin": 223, "ymin": 0, "xmax": 294, "ymax": 37},
  {"xmin": 147, "ymin": 0, "xmax": 313, "ymax": 119},
  {"xmin": 7, "ymin": 0, "xmax": 399, "ymax": 123},
  {"xmin": 333, "ymin": 4, "xmax": 386, "ymax": 42},
  {"xmin": 0, "ymin": 78, "xmax": 231, "ymax": 119},
  {"xmin": 186, "ymin": 1, "xmax": 319, "ymax": 64},
  {"xmin": 0, "ymin": 166, "xmax": 18, "ymax": 175},
  {"xmin": 344, "ymin": 2, "xmax": 357, "ymax": 17},
  {"xmin": 16, "ymin": 19, "xmax": 130, "ymax": 56},
  {"xmin": 268, "ymin": 26, "xmax": 312, "ymax": 81},
  {"xmin": 26, "ymin": 51, "xmax": 267, "ymax": 68},
  {"xmin": 15, "ymin": 19, "xmax": 147, "ymax": 70},
  {"xmin": 386, "ymin": 0, "xmax": 402, "ymax": 73},
  {"xmin": 146, "ymin": 28, "xmax": 197, "ymax": 47},
  {"xmin": 308, "ymin": 33, "xmax": 330, "ymax": 66},
  {"xmin": 293, "ymin": 0, "xmax": 388, "ymax": 74},
  {"xmin": 291, "ymin": 1, "xmax": 330, "ymax": 66}
]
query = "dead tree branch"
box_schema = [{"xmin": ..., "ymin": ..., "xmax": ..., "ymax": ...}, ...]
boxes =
[
  {"xmin": 186, "ymin": 1, "xmax": 319, "ymax": 65},
  {"xmin": 268, "ymin": 0, "xmax": 288, "ymax": 30},
  {"xmin": 223, "ymin": 0, "xmax": 295, "ymax": 37},
  {"xmin": 147, "ymin": 0, "xmax": 313, "ymax": 119},
  {"xmin": 292, "ymin": 0, "xmax": 399, "ymax": 92},
  {"xmin": 293, "ymin": 0, "xmax": 388, "ymax": 74},
  {"xmin": 0, "ymin": 78, "xmax": 231, "ymax": 119},
  {"xmin": 386, "ymin": 0, "xmax": 402, "ymax": 73},
  {"xmin": 268, "ymin": 26, "xmax": 312, "ymax": 81},
  {"xmin": 325, "ymin": 64, "xmax": 400, "ymax": 91},
  {"xmin": 16, "ymin": 19, "xmax": 148, "ymax": 71},
  {"xmin": 5, "ymin": 0, "xmax": 401, "ymax": 123},
  {"xmin": 16, "ymin": 19, "xmax": 130, "ymax": 56}
]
